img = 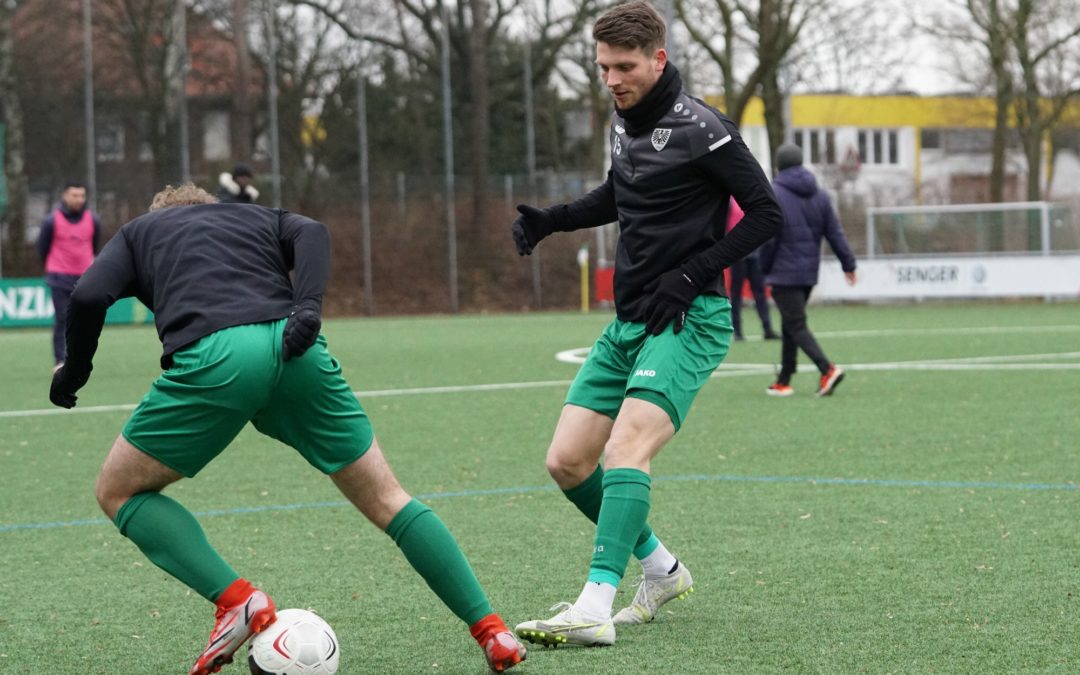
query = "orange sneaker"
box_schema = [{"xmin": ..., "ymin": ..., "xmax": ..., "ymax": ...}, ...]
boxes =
[
  {"xmin": 816, "ymin": 365, "xmax": 845, "ymax": 397},
  {"xmin": 470, "ymin": 614, "xmax": 526, "ymax": 672},
  {"xmin": 766, "ymin": 383, "xmax": 794, "ymax": 397},
  {"xmin": 190, "ymin": 580, "xmax": 277, "ymax": 675}
]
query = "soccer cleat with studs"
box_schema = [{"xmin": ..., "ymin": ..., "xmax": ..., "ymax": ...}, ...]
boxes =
[
  {"xmin": 470, "ymin": 613, "xmax": 527, "ymax": 672},
  {"xmin": 515, "ymin": 602, "xmax": 615, "ymax": 647},
  {"xmin": 481, "ymin": 630, "xmax": 527, "ymax": 672},
  {"xmin": 613, "ymin": 562, "xmax": 694, "ymax": 625},
  {"xmin": 190, "ymin": 587, "xmax": 276, "ymax": 675}
]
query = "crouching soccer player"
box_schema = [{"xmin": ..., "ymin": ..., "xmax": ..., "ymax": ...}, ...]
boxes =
[
  {"xmin": 509, "ymin": 1, "xmax": 781, "ymax": 648},
  {"xmin": 49, "ymin": 184, "xmax": 526, "ymax": 674}
]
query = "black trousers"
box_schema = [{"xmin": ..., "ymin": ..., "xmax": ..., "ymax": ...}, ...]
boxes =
[
  {"xmin": 728, "ymin": 257, "xmax": 773, "ymax": 337},
  {"xmin": 46, "ymin": 272, "xmax": 79, "ymax": 364},
  {"xmin": 770, "ymin": 285, "xmax": 830, "ymax": 384}
]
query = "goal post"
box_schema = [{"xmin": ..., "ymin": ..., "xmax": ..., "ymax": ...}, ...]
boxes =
[
  {"xmin": 814, "ymin": 201, "xmax": 1080, "ymax": 300},
  {"xmin": 865, "ymin": 201, "xmax": 1078, "ymax": 259}
]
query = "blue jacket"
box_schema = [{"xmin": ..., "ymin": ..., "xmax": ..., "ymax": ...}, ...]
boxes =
[{"xmin": 761, "ymin": 166, "xmax": 856, "ymax": 287}]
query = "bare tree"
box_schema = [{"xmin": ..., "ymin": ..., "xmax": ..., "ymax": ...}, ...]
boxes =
[
  {"xmin": 468, "ymin": 0, "xmax": 491, "ymax": 227},
  {"xmin": 232, "ymin": 0, "xmax": 254, "ymax": 160},
  {"xmin": 678, "ymin": 0, "xmax": 901, "ymax": 167},
  {"xmin": 93, "ymin": 0, "xmax": 185, "ymax": 186},
  {"xmin": 262, "ymin": 5, "xmax": 352, "ymax": 212},
  {"xmin": 676, "ymin": 0, "xmax": 822, "ymax": 166},
  {"xmin": 920, "ymin": 0, "xmax": 1016, "ymax": 203},
  {"xmin": 922, "ymin": 0, "xmax": 1080, "ymax": 204},
  {"xmin": 0, "ymin": 0, "xmax": 28, "ymax": 272},
  {"xmin": 290, "ymin": 0, "xmax": 601, "ymax": 226},
  {"xmin": 1011, "ymin": 0, "xmax": 1080, "ymax": 201}
]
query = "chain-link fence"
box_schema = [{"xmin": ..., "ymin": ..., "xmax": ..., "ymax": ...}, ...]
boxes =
[{"xmin": 9, "ymin": 168, "xmax": 613, "ymax": 317}]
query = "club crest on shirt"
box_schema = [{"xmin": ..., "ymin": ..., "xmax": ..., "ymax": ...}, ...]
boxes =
[{"xmin": 651, "ymin": 128, "xmax": 672, "ymax": 151}]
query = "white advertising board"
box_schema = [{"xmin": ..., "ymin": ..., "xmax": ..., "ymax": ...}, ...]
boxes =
[{"xmin": 813, "ymin": 255, "xmax": 1080, "ymax": 300}]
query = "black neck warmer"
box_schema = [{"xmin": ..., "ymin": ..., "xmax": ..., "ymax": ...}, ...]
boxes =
[{"xmin": 618, "ymin": 63, "xmax": 682, "ymax": 137}]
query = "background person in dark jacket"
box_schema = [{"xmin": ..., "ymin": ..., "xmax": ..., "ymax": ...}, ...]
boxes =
[
  {"xmin": 36, "ymin": 181, "xmax": 102, "ymax": 369},
  {"xmin": 761, "ymin": 143, "xmax": 856, "ymax": 397},
  {"xmin": 217, "ymin": 163, "xmax": 259, "ymax": 203}
]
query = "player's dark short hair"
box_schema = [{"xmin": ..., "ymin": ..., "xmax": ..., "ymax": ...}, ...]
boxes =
[
  {"xmin": 62, "ymin": 180, "xmax": 87, "ymax": 192},
  {"xmin": 232, "ymin": 163, "xmax": 254, "ymax": 178},
  {"xmin": 593, "ymin": 0, "xmax": 666, "ymax": 54}
]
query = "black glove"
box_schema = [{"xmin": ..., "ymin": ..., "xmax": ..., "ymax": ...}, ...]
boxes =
[
  {"xmin": 282, "ymin": 304, "xmax": 322, "ymax": 361},
  {"xmin": 511, "ymin": 204, "xmax": 553, "ymax": 256},
  {"xmin": 642, "ymin": 268, "xmax": 701, "ymax": 335},
  {"xmin": 50, "ymin": 365, "xmax": 86, "ymax": 409}
]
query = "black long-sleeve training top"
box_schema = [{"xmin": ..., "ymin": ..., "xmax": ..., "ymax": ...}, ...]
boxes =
[
  {"xmin": 544, "ymin": 64, "xmax": 782, "ymax": 322},
  {"xmin": 64, "ymin": 203, "xmax": 330, "ymax": 378}
]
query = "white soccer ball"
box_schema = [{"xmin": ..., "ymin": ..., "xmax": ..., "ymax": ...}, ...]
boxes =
[{"xmin": 248, "ymin": 608, "xmax": 340, "ymax": 675}]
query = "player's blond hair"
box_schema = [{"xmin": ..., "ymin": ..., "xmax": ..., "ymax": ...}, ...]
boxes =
[{"xmin": 149, "ymin": 183, "xmax": 218, "ymax": 211}]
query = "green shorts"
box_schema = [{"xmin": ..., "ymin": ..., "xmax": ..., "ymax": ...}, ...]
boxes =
[
  {"xmin": 565, "ymin": 294, "xmax": 733, "ymax": 431},
  {"xmin": 123, "ymin": 318, "xmax": 373, "ymax": 477}
]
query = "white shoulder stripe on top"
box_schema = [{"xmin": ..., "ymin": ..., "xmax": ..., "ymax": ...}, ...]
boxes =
[{"xmin": 709, "ymin": 135, "xmax": 732, "ymax": 151}]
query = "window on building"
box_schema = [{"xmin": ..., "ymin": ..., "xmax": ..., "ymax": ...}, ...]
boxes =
[
  {"xmin": 921, "ymin": 128, "xmax": 942, "ymax": 149},
  {"xmin": 944, "ymin": 129, "xmax": 994, "ymax": 153},
  {"xmin": 793, "ymin": 128, "xmax": 836, "ymax": 165},
  {"xmin": 203, "ymin": 110, "xmax": 231, "ymax": 161},
  {"xmin": 857, "ymin": 129, "xmax": 899, "ymax": 165}
]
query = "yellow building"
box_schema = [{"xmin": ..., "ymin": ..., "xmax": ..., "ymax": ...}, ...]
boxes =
[{"xmin": 726, "ymin": 93, "xmax": 1079, "ymax": 205}]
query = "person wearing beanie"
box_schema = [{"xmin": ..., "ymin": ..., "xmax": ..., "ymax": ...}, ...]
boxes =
[
  {"xmin": 217, "ymin": 163, "xmax": 259, "ymax": 203},
  {"xmin": 775, "ymin": 142, "xmax": 804, "ymax": 172},
  {"xmin": 760, "ymin": 143, "xmax": 858, "ymax": 397}
]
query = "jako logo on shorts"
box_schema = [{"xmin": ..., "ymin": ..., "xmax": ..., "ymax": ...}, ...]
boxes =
[{"xmin": 634, "ymin": 369, "xmax": 657, "ymax": 377}]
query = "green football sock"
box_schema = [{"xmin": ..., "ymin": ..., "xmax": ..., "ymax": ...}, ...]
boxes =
[
  {"xmin": 114, "ymin": 492, "xmax": 239, "ymax": 602},
  {"xmin": 385, "ymin": 499, "xmax": 492, "ymax": 626},
  {"xmin": 587, "ymin": 468, "xmax": 652, "ymax": 588},
  {"xmin": 563, "ymin": 465, "xmax": 655, "ymax": 555}
]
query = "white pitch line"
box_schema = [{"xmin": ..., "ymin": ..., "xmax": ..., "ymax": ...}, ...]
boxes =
[
  {"xmin": 815, "ymin": 324, "xmax": 1080, "ymax": 339},
  {"xmin": 851, "ymin": 362, "xmax": 1080, "ymax": 371},
  {"xmin": 3, "ymin": 350, "xmax": 1077, "ymax": 420},
  {"xmin": 861, "ymin": 350, "xmax": 1080, "ymax": 368},
  {"xmin": 0, "ymin": 380, "xmax": 575, "ymax": 419}
]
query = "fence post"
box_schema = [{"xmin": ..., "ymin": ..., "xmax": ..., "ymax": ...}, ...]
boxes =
[{"xmin": 1040, "ymin": 202, "xmax": 1051, "ymax": 255}]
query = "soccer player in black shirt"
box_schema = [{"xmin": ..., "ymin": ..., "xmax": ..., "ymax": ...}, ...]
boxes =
[
  {"xmin": 511, "ymin": 1, "xmax": 782, "ymax": 647},
  {"xmin": 49, "ymin": 184, "xmax": 525, "ymax": 673}
]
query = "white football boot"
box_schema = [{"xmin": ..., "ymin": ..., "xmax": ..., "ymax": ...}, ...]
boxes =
[
  {"xmin": 612, "ymin": 562, "xmax": 694, "ymax": 625},
  {"xmin": 514, "ymin": 602, "xmax": 615, "ymax": 647}
]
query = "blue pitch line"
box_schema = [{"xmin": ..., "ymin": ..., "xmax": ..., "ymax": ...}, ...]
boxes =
[{"xmin": 1, "ymin": 473, "xmax": 1075, "ymax": 534}]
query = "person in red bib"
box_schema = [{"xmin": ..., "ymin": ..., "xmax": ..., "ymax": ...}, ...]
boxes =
[{"xmin": 36, "ymin": 181, "xmax": 102, "ymax": 369}]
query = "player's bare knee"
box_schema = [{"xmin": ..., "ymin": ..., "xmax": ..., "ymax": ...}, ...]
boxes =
[
  {"xmin": 94, "ymin": 472, "xmax": 128, "ymax": 519},
  {"xmin": 367, "ymin": 488, "xmax": 412, "ymax": 530},
  {"xmin": 602, "ymin": 433, "xmax": 652, "ymax": 471},
  {"xmin": 545, "ymin": 444, "xmax": 592, "ymax": 487}
]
